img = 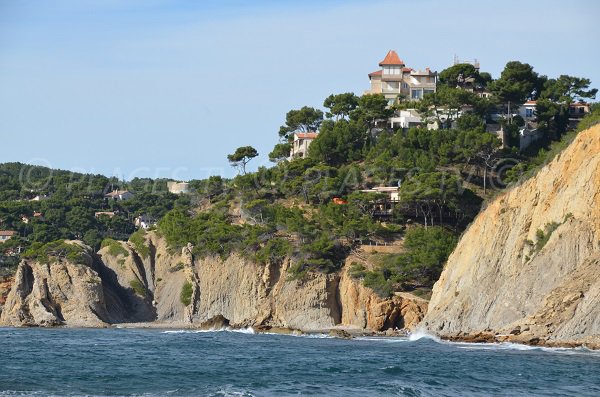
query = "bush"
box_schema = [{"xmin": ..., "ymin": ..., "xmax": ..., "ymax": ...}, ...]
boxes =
[
  {"xmin": 253, "ymin": 238, "xmax": 292, "ymax": 265},
  {"xmin": 129, "ymin": 230, "xmax": 150, "ymax": 259},
  {"xmin": 180, "ymin": 281, "xmax": 193, "ymax": 306},
  {"xmin": 129, "ymin": 279, "xmax": 146, "ymax": 296},
  {"xmin": 22, "ymin": 240, "xmax": 87, "ymax": 265},
  {"xmin": 286, "ymin": 262, "xmax": 309, "ymax": 281},
  {"xmin": 348, "ymin": 262, "xmax": 366, "ymax": 279},
  {"xmin": 535, "ymin": 221, "xmax": 560, "ymax": 252},
  {"xmin": 101, "ymin": 238, "xmax": 130, "ymax": 257}
]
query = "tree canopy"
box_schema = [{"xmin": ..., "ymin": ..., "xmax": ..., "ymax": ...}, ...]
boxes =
[
  {"xmin": 278, "ymin": 106, "xmax": 324, "ymax": 140},
  {"xmin": 227, "ymin": 146, "xmax": 259, "ymax": 175}
]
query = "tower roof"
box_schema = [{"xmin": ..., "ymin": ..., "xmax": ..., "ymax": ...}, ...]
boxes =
[{"xmin": 379, "ymin": 50, "xmax": 404, "ymax": 66}]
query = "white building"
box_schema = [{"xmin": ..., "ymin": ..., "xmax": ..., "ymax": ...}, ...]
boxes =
[
  {"xmin": 518, "ymin": 100, "xmax": 537, "ymax": 120},
  {"xmin": 167, "ymin": 181, "xmax": 190, "ymax": 194},
  {"xmin": 388, "ymin": 109, "xmax": 423, "ymax": 129},
  {"xmin": 359, "ymin": 186, "xmax": 400, "ymax": 202},
  {"xmin": 289, "ymin": 132, "xmax": 318, "ymax": 159}
]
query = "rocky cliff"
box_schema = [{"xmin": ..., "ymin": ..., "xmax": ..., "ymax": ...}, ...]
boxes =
[
  {"xmin": 0, "ymin": 233, "xmax": 427, "ymax": 331},
  {"xmin": 422, "ymin": 125, "xmax": 600, "ymax": 348}
]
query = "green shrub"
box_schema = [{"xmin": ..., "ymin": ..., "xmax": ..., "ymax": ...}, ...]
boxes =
[
  {"xmin": 286, "ymin": 262, "xmax": 309, "ymax": 281},
  {"xmin": 169, "ymin": 262, "xmax": 185, "ymax": 273},
  {"xmin": 129, "ymin": 279, "xmax": 146, "ymax": 296},
  {"xmin": 22, "ymin": 240, "xmax": 87, "ymax": 265},
  {"xmin": 348, "ymin": 262, "xmax": 366, "ymax": 279},
  {"xmin": 129, "ymin": 230, "xmax": 150, "ymax": 259},
  {"xmin": 535, "ymin": 221, "xmax": 560, "ymax": 252},
  {"xmin": 101, "ymin": 238, "xmax": 130, "ymax": 257},
  {"xmin": 253, "ymin": 238, "xmax": 292, "ymax": 265},
  {"xmin": 180, "ymin": 281, "xmax": 193, "ymax": 306}
]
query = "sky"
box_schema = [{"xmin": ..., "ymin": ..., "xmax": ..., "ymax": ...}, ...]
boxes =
[{"xmin": 1, "ymin": 0, "xmax": 599, "ymax": 181}]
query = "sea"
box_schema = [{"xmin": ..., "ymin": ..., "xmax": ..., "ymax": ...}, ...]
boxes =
[{"xmin": 0, "ymin": 328, "xmax": 599, "ymax": 397}]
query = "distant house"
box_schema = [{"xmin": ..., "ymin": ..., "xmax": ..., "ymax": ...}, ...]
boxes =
[
  {"xmin": 167, "ymin": 181, "xmax": 190, "ymax": 195},
  {"xmin": 105, "ymin": 190, "xmax": 134, "ymax": 201},
  {"xmin": 358, "ymin": 186, "xmax": 400, "ymax": 218},
  {"xmin": 569, "ymin": 102, "xmax": 590, "ymax": 118},
  {"xmin": 360, "ymin": 186, "xmax": 400, "ymax": 202},
  {"xmin": 95, "ymin": 211, "xmax": 116, "ymax": 219},
  {"xmin": 518, "ymin": 100, "xmax": 537, "ymax": 120},
  {"xmin": 289, "ymin": 132, "xmax": 318, "ymax": 159},
  {"xmin": 134, "ymin": 215, "xmax": 156, "ymax": 230},
  {"xmin": 365, "ymin": 50, "xmax": 437, "ymax": 105},
  {"xmin": 0, "ymin": 231, "xmax": 16, "ymax": 243},
  {"xmin": 388, "ymin": 109, "xmax": 423, "ymax": 129}
]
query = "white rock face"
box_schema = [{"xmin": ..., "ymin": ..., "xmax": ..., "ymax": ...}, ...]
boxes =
[{"xmin": 422, "ymin": 125, "xmax": 600, "ymax": 347}]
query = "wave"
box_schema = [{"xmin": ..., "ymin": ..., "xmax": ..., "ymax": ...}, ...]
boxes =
[
  {"xmin": 407, "ymin": 329, "xmax": 442, "ymax": 342},
  {"xmin": 162, "ymin": 327, "xmax": 256, "ymax": 335}
]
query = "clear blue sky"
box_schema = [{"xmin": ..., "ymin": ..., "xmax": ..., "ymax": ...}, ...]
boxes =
[{"xmin": 1, "ymin": 0, "xmax": 599, "ymax": 180}]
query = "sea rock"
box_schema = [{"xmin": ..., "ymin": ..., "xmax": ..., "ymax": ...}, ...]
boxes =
[{"xmin": 329, "ymin": 329, "xmax": 353, "ymax": 339}]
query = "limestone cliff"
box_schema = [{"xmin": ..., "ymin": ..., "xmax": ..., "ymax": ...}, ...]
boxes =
[
  {"xmin": 0, "ymin": 248, "xmax": 110, "ymax": 327},
  {"xmin": 422, "ymin": 125, "xmax": 600, "ymax": 348},
  {"xmin": 0, "ymin": 233, "xmax": 427, "ymax": 331}
]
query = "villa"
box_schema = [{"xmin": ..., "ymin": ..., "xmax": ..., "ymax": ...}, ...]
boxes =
[
  {"xmin": 105, "ymin": 190, "xmax": 135, "ymax": 201},
  {"xmin": 289, "ymin": 132, "xmax": 318, "ymax": 159},
  {"xmin": 365, "ymin": 50, "xmax": 437, "ymax": 105},
  {"xmin": 0, "ymin": 231, "xmax": 16, "ymax": 243}
]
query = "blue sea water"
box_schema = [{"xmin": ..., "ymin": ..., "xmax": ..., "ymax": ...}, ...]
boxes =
[{"xmin": 0, "ymin": 328, "xmax": 599, "ymax": 396}]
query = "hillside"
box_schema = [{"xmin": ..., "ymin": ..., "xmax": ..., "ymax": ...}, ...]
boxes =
[{"xmin": 422, "ymin": 124, "xmax": 600, "ymax": 348}]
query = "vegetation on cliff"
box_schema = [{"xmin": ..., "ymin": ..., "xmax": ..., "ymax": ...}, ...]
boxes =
[{"xmin": 22, "ymin": 241, "xmax": 87, "ymax": 265}]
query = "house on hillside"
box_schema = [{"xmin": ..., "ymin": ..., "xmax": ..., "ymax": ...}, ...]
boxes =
[
  {"xmin": 167, "ymin": 181, "xmax": 190, "ymax": 195},
  {"xmin": 358, "ymin": 186, "xmax": 400, "ymax": 218},
  {"xmin": 0, "ymin": 231, "xmax": 16, "ymax": 243},
  {"xmin": 105, "ymin": 190, "xmax": 134, "ymax": 201},
  {"xmin": 569, "ymin": 102, "xmax": 590, "ymax": 118},
  {"xmin": 289, "ymin": 132, "xmax": 318, "ymax": 159},
  {"xmin": 388, "ymin": 109, "xmax": 423, "ymax": 129},
  {"xmin": 365, "ymin": 50, "xmax": 437, "ymax": 105},
  {"xmin": 519, "ymin": 100, "xmax": 537, "ymax": 121}
]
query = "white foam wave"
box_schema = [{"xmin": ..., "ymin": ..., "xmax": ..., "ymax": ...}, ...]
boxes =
[
  {"xmin": 455, "ymin": 341, "xmax": 600, "ymax": 356},
  {"xmin": 162, "ymin": 326, "xmax": 255, "ymax": 335},
  {"xmin": 354, "ymin": 337, "xmax": 410, "ymax": 343},
  {"xmin": 407, "ymin": 329, "xmax": 441, "ymax": 342}
]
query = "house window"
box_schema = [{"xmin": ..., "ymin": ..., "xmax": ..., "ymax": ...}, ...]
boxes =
[
  {"xmin": 526, "ymin": 108, "xmax": 534, "ymax": 117},
  {"xmin": 402, "ymin": 83, "xmax": 409, "ymax": 89},
  {"xmin": 411, "ymin": 89, "xmax": 422, "ymax": 99}
]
